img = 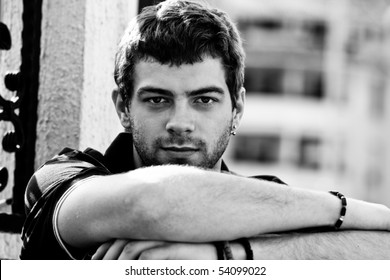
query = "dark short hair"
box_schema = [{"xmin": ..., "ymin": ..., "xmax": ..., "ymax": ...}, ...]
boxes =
[{"xmin": 114, "ymin": 0, "xmax": 245, "ymax": 108}]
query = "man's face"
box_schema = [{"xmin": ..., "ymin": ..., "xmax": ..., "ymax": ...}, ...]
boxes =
[{"xmin": 126, "ymin": 56, "xmax": 242, "ymax": 170}]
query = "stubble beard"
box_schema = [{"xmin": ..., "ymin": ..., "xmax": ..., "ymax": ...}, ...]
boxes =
[{"xmin": 130, "ymin": 118, "xmax": 232, "ymax": 169}]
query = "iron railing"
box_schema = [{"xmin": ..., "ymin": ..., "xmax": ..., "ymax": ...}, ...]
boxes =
[{"xmin": 0, "ymin": 0, "xmax": 41, "ymax": 233}]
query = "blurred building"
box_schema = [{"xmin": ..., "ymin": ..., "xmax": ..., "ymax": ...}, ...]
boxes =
[{"xmin": 206, "ymin": 0, "xmax": 390, "ymax": 205}]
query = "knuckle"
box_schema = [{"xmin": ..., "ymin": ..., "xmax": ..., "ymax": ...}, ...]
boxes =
[
  {"xmin": 122, "ymin": 241, "xmax": 138, "ymax": 254},
  {"xmin": 138, "ymin": 249, "xmax": 157, "ymax": 260}
]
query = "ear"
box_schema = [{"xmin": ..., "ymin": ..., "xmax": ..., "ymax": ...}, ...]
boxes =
[
  {"xmin": 111, "ymin": 89, "xmax": 131, "ymax": 129},
  {"xmin": 232, "ymin": 87, "xmax": 245, "ymax": 128}
]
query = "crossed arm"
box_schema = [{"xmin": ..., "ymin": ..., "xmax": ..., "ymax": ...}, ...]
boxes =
[
  {"xmin": 56, "ymin": 164, "xmax": 390, "ymax": 258},
  {"xmin": 92, "ymin": 231, "xmax": 390, "ymax": 259}
]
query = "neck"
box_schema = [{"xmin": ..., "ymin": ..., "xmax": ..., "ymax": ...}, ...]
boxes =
[{"xmin": 133, "ymin": 145, "xmax": 144, "ymax": 169}]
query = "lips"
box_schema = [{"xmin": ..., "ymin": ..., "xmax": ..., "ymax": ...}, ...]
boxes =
[
  {"xmin": 160, "ymin": 146, "xmax": 199, "ymax": 158},
  {"xmin": 162, "ymin": 146, "xmax": 198, "ymax": 152}
]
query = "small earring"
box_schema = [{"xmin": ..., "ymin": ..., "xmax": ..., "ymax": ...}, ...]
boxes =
[{"xmin": 231, "ymin": 125, "xmax": 237, "ymax": 136}]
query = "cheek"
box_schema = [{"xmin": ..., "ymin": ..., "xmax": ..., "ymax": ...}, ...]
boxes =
[
  {"xmin": 209, "ymin": 112, "xmax": 233, "ymax": 131},
  {"xmin": 131, "ymin": 116, "xmax": 161, "ymax": 138}
]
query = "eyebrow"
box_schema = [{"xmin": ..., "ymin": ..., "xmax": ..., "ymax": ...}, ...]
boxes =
[
  {"xmin": 186, "ymin": 86, "xmax": 225, "ymax": 96},
  {"xmin": 136, "ymin": 86, "xmax": 226, "ymax": 97},
  {"xmin": 136, "ymin": 86, "xmax": 173, "ymax": 97}
]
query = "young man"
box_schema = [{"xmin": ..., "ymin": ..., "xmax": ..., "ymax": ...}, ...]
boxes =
[{"xmin": 20, "ymin": 0, "xmax": 390, "ymax": 259}]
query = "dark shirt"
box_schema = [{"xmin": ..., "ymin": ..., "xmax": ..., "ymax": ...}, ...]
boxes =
[{"xmin": 20, "ymin": 133, "xmax": 285, "ymax": 259}]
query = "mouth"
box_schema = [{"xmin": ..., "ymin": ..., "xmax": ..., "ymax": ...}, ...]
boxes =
[
  {"xmin": 162, "ymin": 146, "xmax": 199, "ymax": 152},
  {"xmin": 161, "ymin": 146, "xmax": 199, "ymax": 157}
]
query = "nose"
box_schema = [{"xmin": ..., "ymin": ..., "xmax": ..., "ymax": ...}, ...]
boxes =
[{"xmin": 165, "ymin": 103, "xmax": 195, "ymax": 135}]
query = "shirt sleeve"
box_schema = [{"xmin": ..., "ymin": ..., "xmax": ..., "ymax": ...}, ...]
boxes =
[{"xmin": 20, "ymin": 150, "xmax": 111, "ymax": 259}]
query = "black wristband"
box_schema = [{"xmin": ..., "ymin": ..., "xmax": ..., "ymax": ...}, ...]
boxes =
[
  {"xmin": 329, "ymin": 191, "xmax": 347, "ymax": 229},
  {"xmin": 214, "ymin": 242, "xmax": 225, "ymax": 260},
  {"xmin": 236, "ymin": 238, "xmax": 254, "ymax": 260}
]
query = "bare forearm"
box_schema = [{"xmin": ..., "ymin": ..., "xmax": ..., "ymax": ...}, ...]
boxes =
[
  {"xmin": 120, "ymin": 166, "xmax": 390, "ymax": 241},
  {"xmin": 58, "ymin": 165, "xmax": 390, "ymax": 247},
  {"xmin": 247, "ymin": 230, "xmax": 390, "ymax": 259}
]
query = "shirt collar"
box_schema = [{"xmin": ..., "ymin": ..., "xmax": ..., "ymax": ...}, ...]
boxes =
[{"xmin": 103, "ymin": 132, "xmax": 135, "ymax": 174}]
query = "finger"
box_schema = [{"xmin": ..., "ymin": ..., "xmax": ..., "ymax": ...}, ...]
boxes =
[
  {"xmin": 118, "ymin": 240, "xmax": 166, "ymax": 260},
  {"xmin": 100, "ymin": 239, "xmax": 130, "ymax": 260},
  {"xmin": 138, "ymin": 246, "xmax": 169, "ymax": 260},
  {"xmin": 91, "ymin": 241, "xmax": 114, "ymax": 260},
  {"xmin": 138, "ymin": 243, "xmax": 217, "ymax": 260}
]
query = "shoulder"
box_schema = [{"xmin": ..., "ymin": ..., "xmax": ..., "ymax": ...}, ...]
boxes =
[
  {"xmin": 21, "ymin": 147, "xmax": 110, "ymax": 259},
  {"xmin": 25, "ymin": 147, "xmax": 109, "ymax": 212}
]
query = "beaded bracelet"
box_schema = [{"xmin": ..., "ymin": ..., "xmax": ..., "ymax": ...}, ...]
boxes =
[
  {"xmin": 214, "ymin": 241, "xmax": 234, "ymax": 260},
  {"xmin": 329, "ymin": 191, "xmax": 347, "ymax": 229},
  {"xmin": 237, "ymin": 238, "xmax": 254, "ymax": 260},
  {"xmin": 223, "ymin": 241, "xmax": 234, "ymax": 260}
]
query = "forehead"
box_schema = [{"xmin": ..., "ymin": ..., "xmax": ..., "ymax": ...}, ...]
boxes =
[{"xmin": 133, "ymin": 56, "xmax": 228, "ymax": 93}]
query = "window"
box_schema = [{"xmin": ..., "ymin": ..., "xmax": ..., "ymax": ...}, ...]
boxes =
[
  {"xmin": 303, "ymin": 20, "xmax": 327, "ymax": 50},
  {"xmin": 239, "ymin": 18, "xmax": 283, "ymax": 32},
  {"xmin": 303, "ymin": 70, "xmax": 324, "ymax": 99},
  {"xmin": 244, "ymin": 67, "xmax": 284, "ymax": 94},
  {"xmin": 298, "ymin": 137, "xmax": 321, "ymax": 169},
  {"xmin": 234, "ymin": 134, "xmax": 281, "ymax": 163},
  {"xmin": 245, "ymin": 67, "xmax": 324, "ymax": 99},
  {"xmin": 254, "ymin": 18, "xmax": 283, "ymax": 31},
  {"xmin": 369, "ymin": 73, "xmax": 386, "ymax": 119}
]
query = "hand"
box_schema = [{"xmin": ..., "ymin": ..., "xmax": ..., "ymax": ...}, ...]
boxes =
[{"xmin": 91, "ymin": 239, "xmax": 218, "ymax": 260}]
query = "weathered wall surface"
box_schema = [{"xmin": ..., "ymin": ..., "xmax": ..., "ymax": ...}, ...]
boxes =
[
  {"xmin": 35, "ymin": 0, "xmax": 87, "ymax": 167},
  {"xmin": 0, "ymin": 0, "xmax": 138, "ymax": 259},
  {"xmin": 79, "ymin": 0, "xmax": 136, "ymax": 152}
]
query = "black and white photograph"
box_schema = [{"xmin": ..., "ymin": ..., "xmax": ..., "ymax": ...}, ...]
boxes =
[{"xmin": 1, "ymin": 0, "xmax": 390, "ymax": 277}]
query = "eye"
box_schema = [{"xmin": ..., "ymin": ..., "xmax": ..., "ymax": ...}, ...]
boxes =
[
  {"xmin": 146, "ymin": 97, "xmax": 168, "ymax": 104},
  {"xmin": 195, "ymin": 97, "xmax": 216, "ymax": 104}
]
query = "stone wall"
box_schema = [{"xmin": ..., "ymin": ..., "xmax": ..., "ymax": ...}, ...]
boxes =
[{"xmin": 0, "ymin": 0, "xmax": 137, "ymax": 259}]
